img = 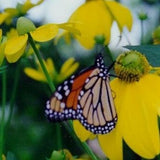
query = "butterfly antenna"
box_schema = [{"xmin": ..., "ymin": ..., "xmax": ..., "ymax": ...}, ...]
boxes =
[
  {"xmin": 99, "ymin": 45, "xmax": 106, "ymax": 54},
  {"xmin": 107, "ymin": 61, "xmax": 115, "ymax": 72}
]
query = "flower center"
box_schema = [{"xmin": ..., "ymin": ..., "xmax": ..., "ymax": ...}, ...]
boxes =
[{"xmin": 114, "ymin": 51, "xmax": 150, "ymax": 82}]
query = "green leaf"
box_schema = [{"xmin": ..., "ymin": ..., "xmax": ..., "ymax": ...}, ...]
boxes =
[{"xmin": 124, "ymin": 45, "xmax": 160, "ymax": 67}]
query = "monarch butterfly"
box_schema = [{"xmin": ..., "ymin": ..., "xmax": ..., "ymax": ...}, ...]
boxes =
[{"xmin": 45, "ymin": 54, "xmax": 117, "ymax": 134}]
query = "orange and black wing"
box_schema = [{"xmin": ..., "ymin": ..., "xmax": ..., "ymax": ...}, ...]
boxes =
[
  {"xmin": 45, "ymin": 54, "xmax": 117, "ymax": 134},
  {"xmin": 45, "ymin": 67, "xmax": 95, "ymax": 121}
]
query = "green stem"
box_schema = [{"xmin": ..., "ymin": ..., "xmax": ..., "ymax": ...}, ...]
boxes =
[
  {"xmin": 6, "ymin": 62, "xmax": 21, "ymax": 127},
  {"xmin": 0, "ymin": 65, "xmax": 7, "ymax": 160},
  {"xmin": 28, "ymin": 33, "xmax": 55, "ymax": 92},
  {"xmin": 65, "ymin": 121, "xmax": 98, "ymax": 160},
  {"xmin": 28, "ymin": 33, "xmax": 63, "ymax": 150},
  {"xmin": 140, "ymin": 20, "xmax": 144, "ymax": 45},
  {"xmin": 28, "ymin": 34, "xmax": 98, "ymax": 160},
  {"xmin": 82, "ymin": 142, "xmax": 98, "ymax": 160},
  {"xmin": 56, "ymin": 124, "xmax": 62, "ymax": 150}
]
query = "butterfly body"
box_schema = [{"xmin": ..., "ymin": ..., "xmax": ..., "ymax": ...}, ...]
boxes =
[{"xmin": 45, "ymin": 54, "xmax": 117, "ymax": 134}]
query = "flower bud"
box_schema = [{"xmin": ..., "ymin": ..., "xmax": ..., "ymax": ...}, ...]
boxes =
[{"xmin": 16, "ymin": 17, "xmax": 36, "ymax": 35}]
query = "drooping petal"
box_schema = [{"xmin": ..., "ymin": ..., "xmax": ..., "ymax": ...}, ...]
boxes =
[
  {"xmin": 105, "ymin": 0, "xmax": 133, "ymax": 32},
  {"xmin": 110, "ymin": 74, "xmax": 160, "ymax": 159},
  {"xmin": 57, "ymin": 23, "xmax": 81, "ymax": 36},
  {"xmin": 20, "ymin": 0, "xmax": 44, "ymax": 14},
  {"xmin": 3, "ymin": 8, "xmax": 18, "ymax": 25},
  {"xmin": 57, "ymin": 58, "xmax": 79, "ymax": 82},
  {"xmin": 0, "ymin": 12, "xmax": 9, "ymax": 25},
  {"xmin": 5, "ymin": 34, "xmax": 28, "ymax": 63},
  {"xmin": 24, "ymin": 68, "xmax": 46, "ymax": 82},
  {"xmin": 98, "ymin": 127, "xmax": 123, "ymax": 160},
  {"xmin": 30, "ymin": 24, "xmax": 58, "ymax": 42},
  {"xmin": 68, "ymin": 0, "xmax": 112, "ymax": 49},
  {"xmin": 73, "ymin": 120, "xmax": 93, "ymax": 142}
]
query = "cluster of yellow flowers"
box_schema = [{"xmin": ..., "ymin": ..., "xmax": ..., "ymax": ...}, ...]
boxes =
[{"xmin": 0, "ymin": 0, "xmax": 133, "ymax": 84}]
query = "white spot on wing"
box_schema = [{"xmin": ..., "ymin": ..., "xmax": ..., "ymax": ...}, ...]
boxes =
[
  {"xmin": 58, "ymin": 86, "xmax": 62, "ymax": 91},
  {"xmin": 60, "ymin": 103, "xmax": 65, "ymax": 109},
  {"xmin": 58, "ymin": 94, "xmax": 62, "ymax": 100},
  {"xmin": 65, "ymin": 90, "xmax": 70, "ymax": 96},
  {"xmin": 64, "ymin": 85, "xmax": 68, "ymax": 90}
]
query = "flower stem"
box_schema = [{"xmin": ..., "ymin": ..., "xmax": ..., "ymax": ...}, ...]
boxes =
[
  {"xmin": 28, "ymin": 34, "xmax": 98, "ymax": 159},
  {"xmin": 28, "ymin": 33, "xmax": 63, "ymax": 150},
  {"xmin": 82, "ymin": 142, "xmax": 98, "ymax": 160},
  {"xmin": 65, "ymin": 121, "xmax": 98, "ymax": 160},
  {"xmin": 6, "ymin": 61, "xmax": 21, "ymax": 127},
  {"xmin": 140, "ymin": 20, "xmax": 144, "ymax": 45},
  {"xmin": 28, "ymin": 33, "xmax": 55, "ymax": 92},
  {"xmin": 56, "ymin": 124, "xmax": 62, "ymax": 150},
  {"xmin": 0, "ymin": 63, "xmax": 7, "ymax": 160}
]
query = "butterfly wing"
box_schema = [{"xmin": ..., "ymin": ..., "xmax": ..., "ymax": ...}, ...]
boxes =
[
  {"xmin": 45, "ymin": 67, "xmax": 95, "ymax": 122},
  {"xmin": 77, "ymin": 68, "xmax": 117, "ymax": 134},
  {"xmin": 45, "ymin": 54, "xmax": 117, "ymax": 134}
]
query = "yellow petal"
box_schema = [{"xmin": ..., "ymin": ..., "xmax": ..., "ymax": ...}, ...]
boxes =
[
  {"xmin": 4, "ymin": 8, "xmax": 18, "ymax": 25},
  {"xmin": 4, "ymin": 8, "xmax": 18, "ymax": 16},
  {"xmin": 0, "ymin": 43, "xmax": 6, "ymax": 66},
  {"xmin": 6, "ymin": 28, "xmax": 18, "ymax": 39},
  {"xmin": 54, "ymin": 30, "xmax": 71, "ymax": 45},
  {"xmin": 21, "ymin": 0, "xmax": 44, "ymax": 14},
  {"xmin": 57, "ymin": 23, "xmax": 81, "ymax": 35},
  {"xmin": 110, "ymin": 74, "xmax": 160, "ymax": 159},
  {"xmin": 46, "ymin": 58, "xmax": 55, "ymax": 74},
  {"xmin": 73, "ymin": 120, "xmax": 93, "ymax": 142},
  {"xmin": 60, "ymin": 58, "xmax": 77, "ymax": 74},
  {"xmin": 0, "ymin": 29, "xmax": 2, "ymax": 41},
  {"xmin": 24, "ymin": 68, "xmax": 46, "ymax": 82},
  {"xmin": 98, "ymin": 127, "xmax": 123, "ymax": 160},
  {"xmin": 0, "ymin": 12, "xmax": 9, "ymax": 25},
  {"xmin": 5, "ymin": 34, "xmax": 28, "ymax": 63},
  {"xmin": 68, "ymin": 0, "xmax": 112, "ymax": 49},
  {"xmin": 57, "ymin": 58, "xmax": 79, "ymax": 82},
  {"xmin": 105, "ymin": 1, "xmax": 133, "ymax": 32},
  {"xmin": 31, "ymin": 24, "xmax": 58, "ymax": 42}
]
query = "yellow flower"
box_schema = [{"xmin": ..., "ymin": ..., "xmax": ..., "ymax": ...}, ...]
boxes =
[
  {"xmin": 4, "ymin": 17, "xmax": 59, "ymax": 63},
  {"xmin": 64, "ymin": 0, "xmax": 132, "ymax": 49},
  {"xmin": 98, "ymin": 74, "xmax": 160, "ymax": 160},
  {"xmin": 73, "ymin": 51, "xmax": 160, "ymax": 160},
  {"xmin": 0, "ymin": 0, "xmax": 44, "ymax": 25},
  {"xmin": 24, "ymin": 57, "xmax": 79, "ymax": 84}
]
